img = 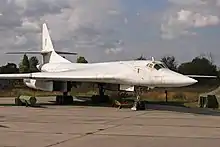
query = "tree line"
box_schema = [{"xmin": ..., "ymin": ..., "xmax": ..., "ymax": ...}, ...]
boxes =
[
  {"xmin": 0, "ymin": 54, "xmax": 89, "ymax": 88},
  {"xmin": 160, "ymin": 55, "xmax": 219, "ymax": 77},
  {"xmin": 0, "ymin": 54, "xmax": 88, "ymax": 74},
  {"xmin": 1, "ymin": 54, "xmax": 219, "ymax": 77},
  {"xmin": 136, "ymin": 54, "xmax": 220, "ymax": 77}
]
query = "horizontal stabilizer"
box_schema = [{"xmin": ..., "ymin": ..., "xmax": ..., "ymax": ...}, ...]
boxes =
[{"xmin": 6, "ymin": 51, "xmax": 77, "ymax": 55}]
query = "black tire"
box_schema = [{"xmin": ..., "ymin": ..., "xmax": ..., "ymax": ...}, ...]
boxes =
[
  {"xmin": 29, "ymin": 97, "xmax": 37, "ymax": 106},
  {"xmin": 137, "ymin": 101, "xmax": 146, "ymax": 110},
  {"xmin": 91, "ymin": 95, "xmax": 99, "ymax": 103},
  {"xmin": 101, "ymin": 95, "xmax": 110, "ymax": 103},
  {"xmin": 64, "ymin": 96, "xmax": 73, "ymax": 104},
  {"xmin": 56, "ymin": 95, "xmax": 63, "ymax": 105},
  {"xmin": 15, "ymin": 98, "xmax": 22, "ymax": 106}
]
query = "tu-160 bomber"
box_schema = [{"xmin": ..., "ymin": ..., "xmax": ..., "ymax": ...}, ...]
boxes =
[{"xmin": 0, "ymin": 23, "xmax": 213, "ymax": 110}]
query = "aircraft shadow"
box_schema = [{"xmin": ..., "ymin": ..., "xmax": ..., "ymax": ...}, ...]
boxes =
[
  {"xmin": 146, "ymin": 102, "xmax": 220, "ymax": 116},
  {"xmin": 1, "ymin": 96, "xmax": 220, "ymax": 116},
  {"xmin": 0, "ymin": 103, "xmax": 48, "ymax": 108},
  {"xmin": 0, "ymin": 124, "xmax": 10, "ymax": 128}
]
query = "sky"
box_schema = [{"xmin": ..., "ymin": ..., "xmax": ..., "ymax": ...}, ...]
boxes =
[{"xmin": 0, "ymin": 0, "xmax": 220, "ymax": 66}]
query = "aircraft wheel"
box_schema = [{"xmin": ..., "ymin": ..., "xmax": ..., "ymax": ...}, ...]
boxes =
[
  {"xmin": 56, "ymin": 95, "xmax": 73, "ymax": 105},
  {"xmin": 131, "ymin": 101, "xmax": 146, "ymax": 111},
  {"xmin": 29, "ymin": 97, "xmax": 37, "ymax": 106},
  {"xmin": 56, "ymin": 95, "xmax": 63, "ymax": 105},
  {"xmin": 15, "ymin": 98, "xmax": 22, "ymax": 106},
  {"xmin": 63, "ymin": 96, "xmax": 73, "ymax": 105},
  {"xmin": 91, "ymin": 95, "xmax": 99, "ymax": 103},
  {"xmin": 91, "ymin": 95, "xmax": 110, "ymax": 103},
  {"xmin": 101, "ymin": 95, "xmax": 110, "ymax": 103}
]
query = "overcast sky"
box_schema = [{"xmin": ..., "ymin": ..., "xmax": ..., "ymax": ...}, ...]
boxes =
[{"xmin": 0, "ymin": 0, "xmax": 220, "ymax": 66}]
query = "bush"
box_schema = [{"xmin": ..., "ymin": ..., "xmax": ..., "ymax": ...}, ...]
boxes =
[{"xmin": 172, "ymin": 92, "xmax": 186, "ymax": 100}]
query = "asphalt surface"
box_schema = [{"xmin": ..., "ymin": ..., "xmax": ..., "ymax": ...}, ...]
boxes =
[{"xmin": 0, "ymin": 96, "xmax": 220, "ymax": 147}]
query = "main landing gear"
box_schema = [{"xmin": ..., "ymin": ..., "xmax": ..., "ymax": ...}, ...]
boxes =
[
  {"xmin": 91, "ymin": 84, "xmax": 110, "ymax": 103},
  {"xmin": 56, "ymin": 92, "xmax": 73, "ymax": 105},
  {"xmin": 131, "ymin": 87, "xmax": 146, "ymax": 111}
]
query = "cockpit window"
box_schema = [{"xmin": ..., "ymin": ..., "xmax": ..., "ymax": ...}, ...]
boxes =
[
  {"xmin": 159, "ymin": 64, "xmax": 165, "ymax": 68},
  {"xmin": 154, "ymin": 64, "xmax": 162, "ymax": 70},
  {"xmin": 146, "ymin": 62, "xmax": 167, "ymax": 70},
  {"xmin": 147, "ymin": 63, "xmax": 153, "ymax": 68}
]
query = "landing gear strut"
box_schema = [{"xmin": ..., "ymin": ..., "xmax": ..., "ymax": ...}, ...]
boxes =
[
  {"xmin": 91, "ymin": 84, "xmax": 110, "ymax": 103},
  {"xmin": 99, "ymin": 84, "xmax": 105, "ymax": 98},
  {"xmin": 56, "ymin": 92, "xmax": 73, "ymax": 105},
  {"xmin": 131, "ymin": 87, "xmax": 146, "ymax": 111}
]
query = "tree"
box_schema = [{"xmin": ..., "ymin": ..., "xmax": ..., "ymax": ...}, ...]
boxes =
[
  {"xmin": 76, "ymin": 56, "xmax": 88, "ymax": 63},
  {"xmin": 178, "ymin": 56, "xmax": 218, "ymax": 76},
  {"xmin": 136, "ymin": 55, "xmax": 146, "ymax": 60},
  {"xmin": 0, "ymin": 63, "xmax": 19, "ymax": 74},
  {"xmin": 19, "ymin": 54, "xmax": 30, "ymax": 73},
  {"xmin": 161, "ymin": 56, "xmax": 178, "ymax": 71},
  {"xmin": 0, "ymin": 63, "xmax": 19, "ymax": 88},
  {"xmin": 29, "ymin": 56, "xmax": 39, "ymax": 72},
  {"xmin": 218, "ymin": 70, "xmax": 220, "ymax": 78}
]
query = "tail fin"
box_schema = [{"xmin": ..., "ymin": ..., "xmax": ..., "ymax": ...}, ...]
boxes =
[
  {"xmin": 6, "ymin": 23, "xmax": 77, "ymax": 64},
  {"xmin": 42, "ymin": 23, "xmax": 54, "ymax": 53},
  {"xmin": 41, "ymin": 23, "xmax": 72, "ymax": 64}
]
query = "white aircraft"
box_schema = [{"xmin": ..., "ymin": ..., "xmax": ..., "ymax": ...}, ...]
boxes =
[{"xmin": 0, "ymin": 23, "xmax": 203, "ymax": 108}]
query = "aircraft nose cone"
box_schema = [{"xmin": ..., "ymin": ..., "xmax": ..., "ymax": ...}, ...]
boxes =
[
  {"xmin": 182, "ymin": 76, "xmax": 198, "ymax": 86},
  {"xmin": 172, "ymin": 74, "xmax": 198, "ymax": 87},
  {"xmin": 161, "ymin": 69, "xmax": 198, "ymax": 87}
]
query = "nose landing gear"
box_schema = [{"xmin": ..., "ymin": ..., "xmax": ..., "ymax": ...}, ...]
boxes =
[
  {"xmin": 91, "ymin": 84, "xmax": 110, "ymax": 103},
  {"xmin": 131, "ymin": 87, "xmax": 146, "ymax": 111}
]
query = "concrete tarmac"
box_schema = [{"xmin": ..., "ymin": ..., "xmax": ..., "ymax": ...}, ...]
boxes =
[{"xmin": 0, "ymin": 96, "xmax": 220, "ymax": 147}]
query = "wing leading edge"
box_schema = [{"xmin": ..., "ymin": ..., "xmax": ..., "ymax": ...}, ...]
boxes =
[
  {"xmin": 0, "ymin": 62, "xmax": 137, "ymax": 84},
  {"xmin": 0, "ymin": 70, "xmax": 128, "ymax": 84},
  {"xmin": 0, "ymin": 71, "xmax": 115, "ymax": 80}
]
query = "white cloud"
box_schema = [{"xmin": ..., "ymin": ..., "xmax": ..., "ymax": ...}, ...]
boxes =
[
  {"xmin": 108, "ymin": 9, "xmax": 120, "ymax": 15},
  {"xmin": 124, "ymin": 17, "xmax": 128, "ymax": 24},
  {"xmin": 168, "ymin": 0, "xmax": 207, "ymax": 5},
  {"xmin": 176, "ymin": 9, "xmax": 219, "ymax": 27},
  {"xmin": 169, "ymin": 0, "xmax": 220, "ymax": 6},
  {"xmin": 18, "ymin": 18, "xmax": 40, "ymax": 32},
  {"xmin": 161, "ymin": 9, "xmax": 220, "ymax": 39},
  {"xmin": 1, "ymin": 0, "xmax": 220, "ymax": 65},
  {"xmin": 15, "ymin": 35, "xmax": 27, "ymax": 46},
  {"xmin": 0, "ymin": 0, "xmax": 126, "ymax": 63},
  {"xmin": 105, "ymin": 47, "xmax": 123, "ymax": 54}
]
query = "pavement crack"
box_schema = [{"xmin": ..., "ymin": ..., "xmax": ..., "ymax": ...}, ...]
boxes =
[
  {"xmin": 44, "ymin": 111, "xmax": 148, "ymax": 147},
  {"xmin": 95, "ymin": 133, "xmax": 220, "ymax": 140},
  {"xmin": 44, "ymin": 124, "xmax": 122, "ymax": 147},
  {"xmin": 0, "ymin": 124, "xmax": 9, "ymax": 128}
]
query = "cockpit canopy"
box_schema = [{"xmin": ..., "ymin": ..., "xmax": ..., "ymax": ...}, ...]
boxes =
[{"xmin": 146, "ymin": 61, "xmax": 168, "ymax": 70}]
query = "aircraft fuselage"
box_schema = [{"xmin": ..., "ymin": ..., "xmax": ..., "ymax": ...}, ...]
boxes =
[{"xmin": 37, "ymin": 60, "xmax": 197, "ymax": 88}]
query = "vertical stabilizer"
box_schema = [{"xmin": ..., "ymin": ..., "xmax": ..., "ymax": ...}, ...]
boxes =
[
  {"xmin": 5, "ymin": 23, "xmax": 77, "ymax": 64},
  {"xmin": 41, "ymin": 23, "xmax": 71, "ymax": 64},
  {"xmin": 42, "ymin": 23, "xmax": 54, "ymax": 53}
]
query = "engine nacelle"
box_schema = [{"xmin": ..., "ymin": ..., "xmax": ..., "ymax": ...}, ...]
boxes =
[
  {"xmin": 23, "ymin": 79, "xmax": 53, "ymax": 91},
  {"xmin": 23, "ymin": 79, "xmax": 71, "ymax": 92},
  {"xmin": 103, "ymin": 84, "xmax": 135, "ymax": 92}
]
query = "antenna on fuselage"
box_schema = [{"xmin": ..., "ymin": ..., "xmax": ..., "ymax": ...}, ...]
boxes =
[{"xmin": 151, "ymin": 57, "xmax": 155, "ymax": 61}]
